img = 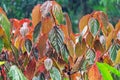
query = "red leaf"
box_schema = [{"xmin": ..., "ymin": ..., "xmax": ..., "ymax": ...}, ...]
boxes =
[
  {"xmin": 24, "ymin": 58, "xmax": 36, "ymax": 80},
  {"xmin": 1, "ymin": 66, "xmax": 7, "ymax": 80}
]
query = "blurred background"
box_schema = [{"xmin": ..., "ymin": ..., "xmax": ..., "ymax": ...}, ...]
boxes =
[{"xmin": 0, "ymin": 0, "xmax": 120, "ymax": 33}]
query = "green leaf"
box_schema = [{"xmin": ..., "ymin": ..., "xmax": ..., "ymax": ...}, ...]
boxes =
[
  {"xmin": 0, "ymin": 61, "xmax": 5, "ymax": 66},
  {"xmin": 11, "ymin": 45, "xmax": 19, "ymax": 61},
  {"xmin": 8, "ymin": 65, "xmax": 27, "ymax": 80},
  {"xmin": 50, "ymin": 67, "xmax": 61, "ymax": 80},
  {"xmin": 49, "ymin": 26, "xmax": 64, "ymax": 53},
  {"xmin": 33, "ymin": 22, "xmax": 41, "ymax": 42},
  {"xmin": 103, "ymin": 63, "xmax": 120, "ymax": 77},
  {"xmin": 61, "ymin": 44, "xmax": 69, "ymax": 63},
  {"xmin": 96, "ymin": 62, "xmax": 113, "ymax": 80},
  {"xmin": 0, "ymin": 26, "xmax": 11, "ymax": 49},
  {"xmin": 88, "ymin": 18, "xmax": 99, "ymax": 37},
  {"xmin": 25, "ymin": 39, "xmax": 32, "ymax": 54},
  {"xmin": 0, "ymin": 14, "xmax": 11, "ymax": 40},
  {"xmin": 109, "ymin": 44, "xmax": 120, "ymax": 61},
  {"xmin": 0, "ymin": 38, "xmax": 3, "ymax": 53},
  {"xmin": 32, "ymin": 47, "xmax": 39, "ymax": 60},
  {"xmin": 52, "ymin": 3, "xmax": 64, "ymax": 24}
]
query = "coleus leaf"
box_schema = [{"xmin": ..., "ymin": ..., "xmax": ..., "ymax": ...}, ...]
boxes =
[
  {"xmin": 8, "ymin": 65, "xmax": 27, "ymax": 80},
  {"xmin": 49, "ymin": 26, "xmax": 64, "ymax": 53},
  {"xmin": 33, "ymin": 22, "xmax": 41, "ymax": 42},
  {"xmin": 93, "ymin": 39, "xmax": 105, "ymax": 53},
  {"xmin": 64, "ymin": 38, "xmax": 74, "ymax": 57},
  {"xmin": 25, "ymin": 39, "xmax": 32, "ymax": 54},
  {"xmin": 32, "ymin": 47, "xmax": 39, "ymax": 61},
  {"xmin": 88, "ymin": 63, "xmax": 102, "ymax": 80},
  {"xmin": 79, "ymin": 14, "xmax": 90, "ymax": 32},
  {"xmin": 86, "ymin": 31, "xmax": 94, "ymax": 48},
  {"xmin": 50, "ymin": 67, "xmax": 61, "ymax": 80},
  {"xmin": 115, "ymin": 49, "xmax": 120, "ymax": 64},
  {"xmin": 109, "ymin": 44, "xmax": 120, "ymax": 61},
  {"xmin": 37, "ymin": 34, "xmax": 48, "ymax": 56},
  {"xmin": 86, "ymin": 49, "xmax": 95, "ymax": 65},
  {"xmin": 32, "ymin": 4, "xmax": 41, "ymax": 27},
  {"xmin": 0, "ymin": 26, "xmax": 10, "ymax": 49},
  {"xmin": 52, "ymin": 1, "xmax": 64, "ymax": 25},
  {"xmin": 75, "ymin": 39, "xmax": 86, "ymax": 57},
  {"xmin": 60, "ymin": 44, "xmax": 69, "ymax": 63},
  {"xmin": 93, "ymin": 11, "xmax": 108, "ymax": 36},
  {"xmin": 64, "ymin": 13, "xmax": 72, "ymax": 37},
  {"xmin": 24, "ymin": 58, "xmax": 36, "ymax": 80},
  {"xmin": 41, "ymin": 16, "xmax": 54, "ymax": 34},
  {"xmin": 0, "ymin": 13, "xmax": 11, "ymax": 40},
  {"xmin": 40, "ymin": 1, "xmax": 52, "ymax": 17},
  {"xmin": 88, "ymin": 18, "xmax": 99, "ymax": 37}
]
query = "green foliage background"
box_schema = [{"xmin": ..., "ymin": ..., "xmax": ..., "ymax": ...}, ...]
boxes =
[{"xmin": 0, "ymin": 0, "xmax": 120, "ymax": 32}]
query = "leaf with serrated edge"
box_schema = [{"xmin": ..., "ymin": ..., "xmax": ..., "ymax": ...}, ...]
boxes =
[
  {"xmin": 49, "ymin": 26, "xmax": 64, "ymax": 53},
  {"xmin": 88, "ymin": 18, "xmax": 99, "ymax": 37}
]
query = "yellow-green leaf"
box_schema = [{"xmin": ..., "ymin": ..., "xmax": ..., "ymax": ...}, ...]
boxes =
[
  {"xmin": 115, "ymin": 49, "xmax": 120, "ymax": 64},
  {"xmin": 0, "ymin": 61, "xmax": 5, "ymax": 66},
  {"xmin": 0, "ymin": 14, "xmax": 11, "ymax": 40}
]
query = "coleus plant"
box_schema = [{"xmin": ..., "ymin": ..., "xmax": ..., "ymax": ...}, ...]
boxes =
[{"xmin": 0, "ymin": 0, "xmax": 120, "ymax": 80}]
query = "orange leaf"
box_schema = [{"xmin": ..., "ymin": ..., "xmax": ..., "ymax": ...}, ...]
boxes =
[
  {"xmin": 86, "ymin": 31, "xmax": 94, "ymax": 48},
  {"xmin": 70, "ymin": 32, "xmax": 79, "ymax": 44},
  {"xmin": 114, "ymin": 20, "xmax": 120, "ymax": 38},
  {"xmin": 41, "ymin": 16, "xmax": 54, "ymax": 34},
  {"xmin": 60, "ymin": 25, "xmax": 69, "ymax": 38},
  {"xmin": 71, "ymin": 56, "xmax": 85, "ymax": 73},
  {"xmin": 75, "ymin": 39, "xmax": 86, "ymax": 57},
  {"xmin": 94, "ymin": 39, "xmax": 105, "ymax": 53},
  {"xmin": 64, "ymin": 38, "xmax": 75, "ymax": 57},
  {"xmin": 0, "ymin": 26, "xmax": 5, "ymax": 37},
  {"xmin": 37, "ymin": 34, "xmax": 48, "ymax": 56},
  {"xmin": 70, "ymin": 72, "xmax": 81, "ymax": 80},
  {"xmin": 88, "ymin": 64, "xmax": 102, "ymax": 80},
  {"xmin": 10, "ymin": 18, "xmax": 20, "ymax": 29},
  {"xmin": 79, "ymin": 14, "xmax": 90, "ymax": 32},
  {"xmin": 106, "ymin": 30, "xmax": 115, "ymax": 50},
  {"xmin": 0, "ymin": 7, "xmax": 6, "ymax": 15},
  {"xmin": 32, "ymin": 4, "xmax": 41, "ymax": 27},
  {"xmin": 106, "ymin": 23, "xmax": 114, "ymax": 36},
  {"xmin": 64, "ymin": 13, "xmax": 72, "ymax": 36}
]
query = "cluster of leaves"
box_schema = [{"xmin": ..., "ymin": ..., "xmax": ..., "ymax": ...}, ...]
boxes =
[{"xmin": 0, "ymin": 1, "xmax": 120, "ymax": 80}]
